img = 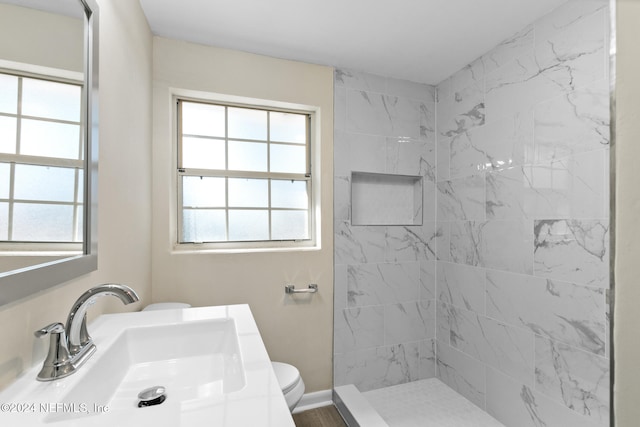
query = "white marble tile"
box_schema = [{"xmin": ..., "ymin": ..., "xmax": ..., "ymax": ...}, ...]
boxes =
[
  {"xmin": 334, "ymin": 85, "xmax": 347, "ymax": 132},
  {"xmin": 437, "ymin": 137, "xmax": 451, "ymax": 181},
  {"xmin": 335, "ymin": 68, "xmax": 387, "ymax": 93},
  {"xmin": 386, "ymin": 138, "xmax": 435, "ymax": 178},
  {"xmin": 334, "ymin": 264, "xmax": 348, "ymax": 313},
  {"xmin": 334, "ymin": 175, "xmax": 350, "ymax": 222},
  {"xmin": 387, "ymin": 77, "xmax": 435, "ymax": 102},
  {"xmin": 436, "ymin": 76, "xmax": 452, "ymax": 101},
  {"xmin": 436, "ymin": 261, "xmax": 485, "ymax": 314},
  {"xmin": 479, "ymin": 220, "xmax": 534, "ymax": 275},
  {"xmin": 436, "ymin": 301, "xmax": 451, "ymax": 344},
  {"xmin": 482, "ymin": 26, "xmax": 535, "ymax": 74},
  {"xmin": 335, "ymin": 221, "xmax": 386, "ymax": 265},
  {"xmin": 449, "ymin": 57, "xmax": 485, "ymax": 95},
  {"xmin": 534, "ymin": 219, "xmax": 609, "ymax": 288},
  {"xmin": 347, "ymin": 262, "xmax": 420, "ymax": 307},
  {"xmin": 448, "ymin": 306, "xmax": 535, "ymax": 386},
  {"xmin": 384, "ymin": 300, "xmax": 435, "ymax": 345},
  {"xmin": 420, "ymin": 100, "xmax": 436, "ymax": 143},
  {"xmin": 385, "ymin": 224, "xmax": 437, "ymax": 263},
  {"xmin": 535, "ymin": 336, "xmax": 609, "ymax": 425},
  {"xmin": 449, "ymin": 221, "xmax": 481, "ymax": 267},
  {"xmin": 536, "ymin": 9, "xmax": 607, "ymax": 94},
  {"xmin": 449, "ymin": 113, "xmax": 533, "ymax": 179},
  {"xmin": 486, "ymin": 269, "xmax": 606, "ymax": 355},
  {"xmin": 420, "ymin": 260, "xmax": 436, "ymax": 300},
  {"xmin": 485, "ymin": 53, "xmax": 564, "ymax": 124},
  {"xmin": 535, "ymin": 1, "xmax": 608, "ymax": 42},
  {"xmin": 437, "ymin": 175, "xmax": 486, "ymax": 221},
  {"xmin": 419, "ymin": 339, "xmax": 436, "ymax": 380},
  {"xmin": 334, "ymin": 342, "xmax": 420, "ymax": 392},
  {"xmin": 486, "ymin": 367, "xmax": 601, "ymax": 427},
  {"xmin": 437, "ymin": 84, "xmax": 485, "ymax": 138},
  {"xmin": 334, "ymin": 306, "xmax": 385, "ymax": 354},
  {"xmin": 435, "ymin": 221, "xmax": 451, "ymax": 262},
  {"xmin": 534, "ymin": 79, "xmax": 610, "ymax": 163},
  {"xmin": 423, "ymin": 181, "xmax": 437, "ymax": 222},
  {"xmin": 436, "ymin": 340, "xmax": 486, "ymax": 409},
  {"xmin": 347, "ymin": 89, "xmax": 421, "ymax": 139},
  {"xmin": 334, "ymin": 130, "xmax": 386, "ymax": 177},
  {"xmin": 487, "ymin": 149, "xmax": 607, "ymax": 220}
]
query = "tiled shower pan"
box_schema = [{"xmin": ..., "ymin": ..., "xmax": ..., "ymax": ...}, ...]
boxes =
[{"xmin": 334, "ymin": 378, "xmax": 505, "ymax": 427}]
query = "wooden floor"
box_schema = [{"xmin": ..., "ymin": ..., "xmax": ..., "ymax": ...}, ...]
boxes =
[{"xmin": 293, "ymin": 405, "xmax": 348, "ymax": 427}]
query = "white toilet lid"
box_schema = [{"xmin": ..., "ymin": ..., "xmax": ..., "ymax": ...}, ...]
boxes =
[{"xmin": 271, "ymin": 362, "xmax": 300, "ymax": 395}]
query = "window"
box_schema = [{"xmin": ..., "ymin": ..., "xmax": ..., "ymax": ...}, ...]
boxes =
[
  {"xmin": 0, "ymin": 71, "xmax": 83, "ymax": 247},
  {"xmin": 176, "ymin": 99, "xmax": 314, "ymax": 247}
]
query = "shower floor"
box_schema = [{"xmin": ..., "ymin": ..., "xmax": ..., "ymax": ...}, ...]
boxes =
[{"xmin": 336, "ymin": 378, "xmax": 505, "ymax": 427}]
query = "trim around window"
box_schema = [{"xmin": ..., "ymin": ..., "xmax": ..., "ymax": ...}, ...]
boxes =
[{"xmin": 171, "ymin": 92, "xmax": 321, "ymax": 253}]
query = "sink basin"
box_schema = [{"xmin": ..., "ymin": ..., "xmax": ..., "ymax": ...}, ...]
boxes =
[{"xmin": 0, "ymin": 305, "xmax": 294, "ymax": 426}]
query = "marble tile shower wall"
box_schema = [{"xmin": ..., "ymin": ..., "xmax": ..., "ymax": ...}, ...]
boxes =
[
  {"xmin": 333, "ymin": 69, "xmax": 438, "ymax": 392},
  {"xmin": 434, "ymin": 2, "xmax": 610, "ymax": 427}
]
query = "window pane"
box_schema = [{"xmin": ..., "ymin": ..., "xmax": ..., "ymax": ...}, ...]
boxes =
[
  {"xmin": 0, "ymin": 202, "xmax": 8, "ymax": 240},
  {"xmin": 228, "ymin": 107, "xmax": 267, "ymax": 140},
  {"xmin": 0, "ymin": 74, "xmax": 18, "ymax": 114},
  {"xmin": 14, "ymin": 164, "xmax": 76, "ymax": 202},
  {"xmin": 22, "ymin": 78, "xmax": 81, "ymax": 122},
  {"xmin": 272, "ymin": 211, "xmax": 308, "ymax": 240},
  {"xmin": 13, "ymin": 203, "xmax": 74, "ymax": 242},
  {"xmin": 181, "ymin": 137, "xmax": 225, "ymax": 170},
  {"xmin": 76, "ymin": 169, "xmax": 84, "ymax": 203},
  {"xmin": 182, "ymin": 102, "xmax": 225, "ymax": 137},
  {"xmin": 182, "ymin": 176, "xmax": 225, "ymax": 207},
  {"xmin": 228, "ymin": 140, "xmax": 267, "ymax": 172},
  {"xmin": 0, "ymin": 116, "xmax": 16, "ymax": 154},
  {"xmin": 21, "ymin": 119, "xmax": 81, "ymax": 159},
  {"xmin": 228, "ymin": 178, "xmax": 268, "ymax": 207},
  {"xmin": 271, "ymin": 180, "xmax": 308, "ymax": 209},
  {"xmin": 182, "ymin": 209, "xmax": 226, "ymax": 242},
  {"xmin": 75, "ymin": 205, "xmax": 83, "ymax": 242},
  {"xmin": 0, "ymin": 163, "xmax": 10, "ymax": 199},
  {"xmin": 228, "ymin": 210, "xmax": 268, "ymax": 241},
  {"xmin": 270, "ymin": 112, "xmax": 306, "ymax": 144},
  {"xmin": 270, "ymin": 144, "xmax": 306, "ymax": 173}
]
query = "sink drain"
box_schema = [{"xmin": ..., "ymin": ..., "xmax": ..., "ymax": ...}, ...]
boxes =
[{"xmin": 137, "ymin": 386, "xmax": 166, "ymax": 408}]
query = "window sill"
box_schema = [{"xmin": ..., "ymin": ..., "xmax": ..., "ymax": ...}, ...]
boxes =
[{"xmin": 171, "ymin": 241, "xmax": 321, "ymax": 255}]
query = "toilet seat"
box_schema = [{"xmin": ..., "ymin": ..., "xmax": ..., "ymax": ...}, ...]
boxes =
[{"xmin": 272, "ymin": 362, "xmax": 305, "ymax": 411}]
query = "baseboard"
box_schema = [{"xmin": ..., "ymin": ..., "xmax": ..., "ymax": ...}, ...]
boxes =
[{"xmin": 292, "ymin": 389, "xmax": 333, "ymax": 414}]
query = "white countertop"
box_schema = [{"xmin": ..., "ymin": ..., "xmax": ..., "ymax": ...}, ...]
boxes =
[{"xmin": 0, "ymin": 304, "xmax": 295, "ymax": 426}]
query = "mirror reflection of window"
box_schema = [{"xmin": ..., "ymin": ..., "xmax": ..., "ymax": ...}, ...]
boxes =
[{"xmin": 0, "ymin": 71, "xmax": 83, "ymax": 246}]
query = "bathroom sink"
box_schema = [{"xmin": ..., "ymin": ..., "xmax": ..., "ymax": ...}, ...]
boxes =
[{"xmin": 0, "ymin": 305, "xmax": 294, "ymax": 427}]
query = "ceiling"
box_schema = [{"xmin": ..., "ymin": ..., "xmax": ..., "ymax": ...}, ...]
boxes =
[{"xmin": 139, "ymin": 0, "xmax": 568, "ymax": 85}]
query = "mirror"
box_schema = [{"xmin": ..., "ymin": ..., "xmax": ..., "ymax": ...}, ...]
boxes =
[{"xmin": 0, "ymin": 0, "xmax": 98, "ymax": 305}]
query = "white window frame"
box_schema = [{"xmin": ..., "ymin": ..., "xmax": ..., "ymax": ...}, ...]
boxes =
[
  {"xmin": 172, "ymin": 91, "xmax": 321, "ymax": 253},
  {"xmin": 0, "ymin": 68, "xmax": 84, "ymax": 253}
]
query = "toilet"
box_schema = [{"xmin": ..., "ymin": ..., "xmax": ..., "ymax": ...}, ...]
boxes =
[
  {"xmin": 142, "ymin": 302, "xmax": 305, "ymax": 412},
  {"xmin": 271, "ymin": 361, "xmax": 305, "ymax": 412}
]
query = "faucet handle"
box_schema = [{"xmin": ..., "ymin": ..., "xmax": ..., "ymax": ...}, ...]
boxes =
[
  {"xmin": 34, "ymin": 323, "xmax": 73, "ymax": 381},
  {"xmin": 34, "ymin": 322, "xmax": 66, "ymax": 338}
]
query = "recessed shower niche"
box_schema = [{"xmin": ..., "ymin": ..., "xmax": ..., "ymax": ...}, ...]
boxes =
[{"xmin": 350, "ymin": 171, "xmax": 423, "ymax": 226}]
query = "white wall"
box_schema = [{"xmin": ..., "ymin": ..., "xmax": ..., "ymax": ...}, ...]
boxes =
[
  {"xmin": 614, "ymin": 0, "xmax": 640, "ymax": 425},
  {"xmin": 0, "ymin": 3, "xmax": 83, "ymax": 73},
  {"xmin": 151, "ymin": 37, "xmax": 334, "ymax": 392},
  {"xmin": 0, "ymin": 0, "xmax": 153, "ymax": 391}
]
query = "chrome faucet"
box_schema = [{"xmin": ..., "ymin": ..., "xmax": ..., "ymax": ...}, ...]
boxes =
[{"xmin": 34, "ymin": 284, "xmax": 139, "ymax": 381}]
